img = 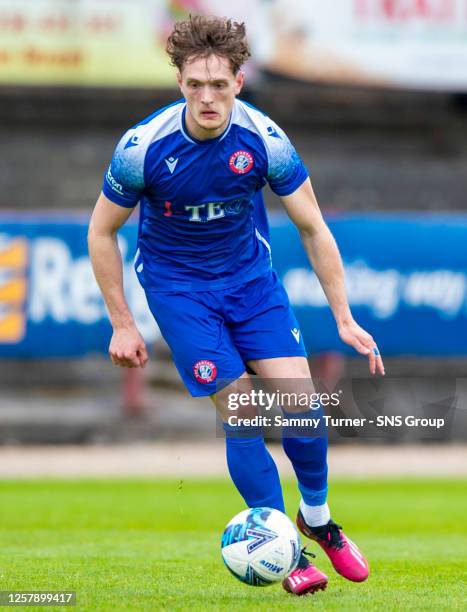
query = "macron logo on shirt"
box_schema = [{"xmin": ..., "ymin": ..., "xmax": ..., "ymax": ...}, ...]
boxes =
[
  {"xmin": 291, "ymin": 328, "xmax": 300, "ymax": 343},
  {"xmin": 124, "ymin": 134, "xmax": 140, "ymax": 149},
  {"xmin": 165, "ymin": 156, "xmax": 179, "ymax": 174},
  {"xmin": 267, "ymin": 126, "xmax": 281, "ymax": 138}
]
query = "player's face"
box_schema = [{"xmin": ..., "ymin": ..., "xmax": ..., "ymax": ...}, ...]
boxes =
[{"xmin": 177, "ymin": 54, "xmax": 244, "ymax": 140}]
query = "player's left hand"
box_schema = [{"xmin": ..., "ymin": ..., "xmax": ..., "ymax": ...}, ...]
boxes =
[{"xmin": 337, "ymin": 319, "xmax": 385, "ymax": 376}]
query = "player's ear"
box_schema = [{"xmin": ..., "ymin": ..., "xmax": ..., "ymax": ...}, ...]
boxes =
[{"xmin": 234, "ymin": 70, "xmax": 244, "ymax": 95}]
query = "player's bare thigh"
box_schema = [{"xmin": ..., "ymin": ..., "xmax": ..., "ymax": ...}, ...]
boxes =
[
  {"xmin": 210, "ymin": 371, "xmax": 256, "ymax": 422},
  {"xmin": 248, "ymin": 356, "xmax": 311, "ymax": 379},
  {"xmin": 247, "ymin": 356, "xmax": 317, "ymax": 414},
  {"xmin": 211, "ymin": 357, "xmax": 316, "ymax": 420}
]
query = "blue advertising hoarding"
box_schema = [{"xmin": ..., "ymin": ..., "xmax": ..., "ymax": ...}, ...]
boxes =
[
  {"xmin": 0, "ymin": 214, "xmax": 157, "ymax": 357},
  {"xmin": 0, "ymin": 212, "xmax": 466, "ymax": 357},
  {"xmin": 272, "ymin": 212, "xmax": 467, "ymax": 356}
]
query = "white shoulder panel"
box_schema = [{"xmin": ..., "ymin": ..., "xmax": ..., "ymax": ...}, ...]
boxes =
[
  {"xmin": 233, "ymin": 100, "xmax": 301, "ymax": 186},
  {"xmin": 111, "ymin": 102, "xmax": 183, "ymax": 192}
]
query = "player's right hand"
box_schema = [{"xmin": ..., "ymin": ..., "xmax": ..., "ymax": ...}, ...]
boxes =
[{"xmin": 109, "ymin": 325, "xmax": 148, "ymax": 368}]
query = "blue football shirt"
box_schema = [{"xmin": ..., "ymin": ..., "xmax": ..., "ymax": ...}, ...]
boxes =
[{"xmin": 102, "ymin": 98, "xmax": 308, "ymax": 291}]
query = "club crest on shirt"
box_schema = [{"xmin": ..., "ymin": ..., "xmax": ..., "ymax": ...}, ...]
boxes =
[
  {"xmin": 193, "ymin": 359, "xmax": 218, "ymax": 383},
  {"xmin": 229, "ymin": 150, "xmax": 254, "ymax": 175}
]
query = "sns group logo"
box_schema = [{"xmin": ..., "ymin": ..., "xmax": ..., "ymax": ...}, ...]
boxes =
[{"xmin": 229, "ymin": 150, "xmax": 254, "ymax": 175}]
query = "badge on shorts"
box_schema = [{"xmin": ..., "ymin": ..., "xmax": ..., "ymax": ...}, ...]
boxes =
[
  {"xmin": 229, "ymin": 150, "xmax": 254, "ymax": 175},
  {"xmin": 193, "ymin": 360, "xmax": 218, "ymax": 384}
]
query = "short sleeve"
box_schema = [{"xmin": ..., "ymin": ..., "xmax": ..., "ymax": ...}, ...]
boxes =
[
  {"xmin": 264, "ymin": 121, "xmax": 308, "ymax": 196},
  {"xmin": 102, "ymin": 129, "xmax": 146, "ymax": 208}
]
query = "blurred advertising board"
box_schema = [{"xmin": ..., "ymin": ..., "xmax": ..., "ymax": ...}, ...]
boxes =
[
  {"xmin": 2, "ymin": 0, "xmax": 467, "ymax": 91},
  {"xmin": 262, "ymin": 0, "xmax": 467, "ymax": 90},
  {"xmin": 271, "ymin": 212, "xmax": 467, "ymax": 356},
  {"xmin": 0, "ymin": 213, "xmax": 466, "ymax": 357},
  {"xmin": 0, "ymin": 216, "xmax": 158, "ymax": 356},
  {"xmin": 0, "ymin": 0, "xmax": 175, "ymax": 87}
]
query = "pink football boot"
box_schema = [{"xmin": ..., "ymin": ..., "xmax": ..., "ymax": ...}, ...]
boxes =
[
  {"xmin": 282, "ymin": 549, "xmax": 328, "ymax": 596},
  {"xmin": 297, "ymin": 511, "xmax": 369, "ymax": 582}
]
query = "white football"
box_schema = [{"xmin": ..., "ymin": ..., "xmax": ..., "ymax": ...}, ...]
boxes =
[{"xmin": 221, "ymin": 507, "xmax": 301, "ymax": 586}]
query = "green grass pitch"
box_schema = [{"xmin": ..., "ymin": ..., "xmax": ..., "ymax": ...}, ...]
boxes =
[{"xmin": 0, "ymin": 478, "xmax": 465, "ymax": 610}]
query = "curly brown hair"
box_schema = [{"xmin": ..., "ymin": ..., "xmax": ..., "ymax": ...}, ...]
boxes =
[{"xmin": 166, "ymin": 15, "xmax": 251, "ymax": 75}]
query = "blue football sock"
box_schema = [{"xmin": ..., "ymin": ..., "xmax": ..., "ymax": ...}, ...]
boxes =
[
  {"xmin": 223, "ymin": 423, "xmax": 285, "ymax": 512},
  {"xmin": 281, "ymin": 409, "xmax": 328, "ymax": 506}
]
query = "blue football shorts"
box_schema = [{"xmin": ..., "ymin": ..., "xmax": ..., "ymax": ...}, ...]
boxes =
[{"xmin": 144, "ymin": 270, "xmax": 307, "ymax": 397}]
